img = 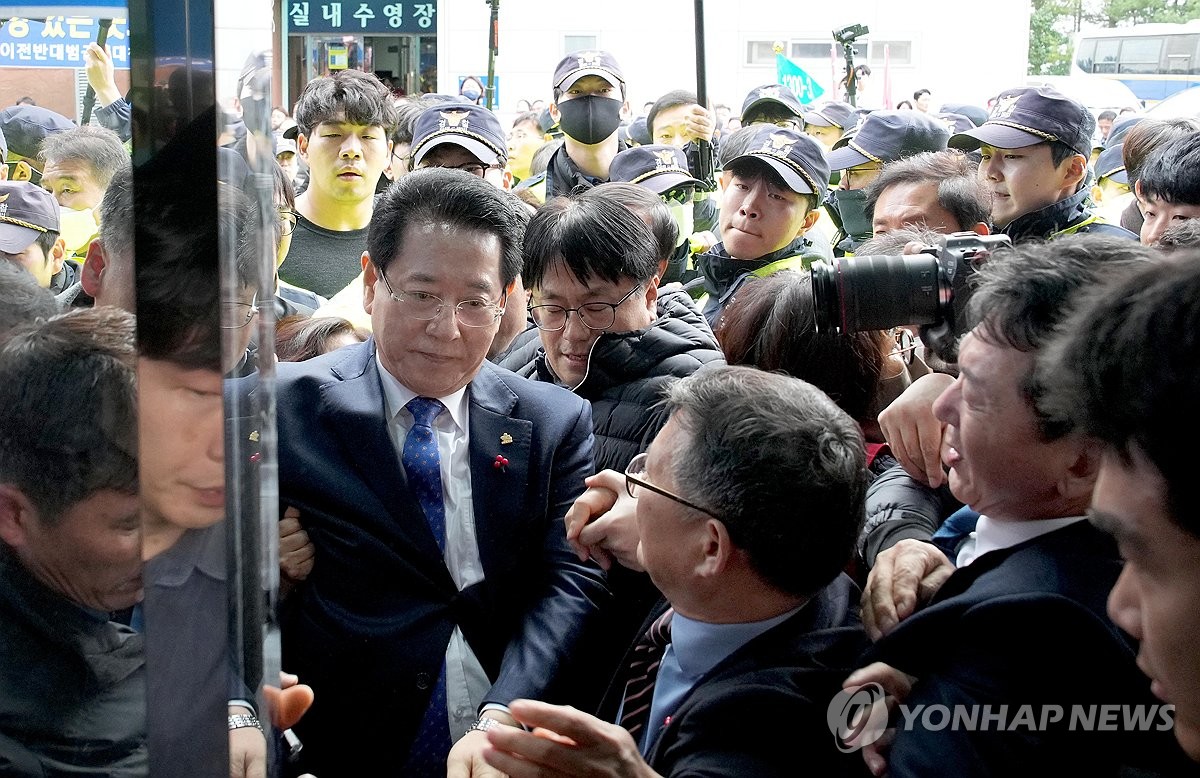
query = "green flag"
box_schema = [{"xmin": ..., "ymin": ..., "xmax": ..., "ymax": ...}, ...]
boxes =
[{"xmin": 776, "ymin": 53, "xmax": 825, "ymax": 104}]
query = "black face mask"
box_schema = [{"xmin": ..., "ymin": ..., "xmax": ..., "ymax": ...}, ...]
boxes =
[{"xmin": 556, "ymin": 95, "xmax": 622, "ymax": 145}]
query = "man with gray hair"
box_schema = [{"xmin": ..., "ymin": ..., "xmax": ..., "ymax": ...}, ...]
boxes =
[
  {"xmin": 38, "ymin": 124, "xmax": 128, "ymax": 214},
  {"xmin": 482, "ymin": 366, "xmax": 870, "ymax": 777},
  {"xmin": 864, "ymin": 150, "xmax": 991, "ymax": 238}
]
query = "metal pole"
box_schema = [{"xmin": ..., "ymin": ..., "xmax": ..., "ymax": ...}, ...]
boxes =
[
  {"xmin": 485, "ymin": 0, "xmax": 499, "ymax": 110},
  {"xmin": 693, "ymin": 0, "xmax": 706, "ymax": 107}
]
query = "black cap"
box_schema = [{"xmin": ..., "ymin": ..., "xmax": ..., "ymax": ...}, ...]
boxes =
[
  {"xmin": 627, "ymin": 117, "xmax": 652, "ymax": 146},
  {"xmin": 948, "ymin": 86, "xmax": 1095, "ymax": 158},
  {"xmin": 0, "ymin": 105, "xmax": 73, "ymax": 159},
  {"xmin": 553, "ymin": 50, "xmax": 624, "ymax": 92},
  {"xmin": 411, "ymin": 104, "xmax": 507, "ymax": 167},
  {"xmin": 728, "ymin": 126, "xmax": 830, "ymax": 196},
  {"xmin": 0, "ymin": 181, "xmax": 60, "ymax": 253},
  {"xmin": 826, "ymin": 110, "xmax": 950, "ymax": 170},
  {"xmin": 938, "ymin": 102, "xmax": 988, "ymax": 128},
  {"xmin": 1095, "ymin": 143, "xmax": 1128, "ymax": 185},
  {"xmin": 740, "ymin": 84, "xmax": 804, "ymax": 122},
  {"xmin": 801, "ymin": 101, "xmax": 856, "ymax": 130},
  {"xmin": 1104, "ymin": 113, "xmax": 1142, "ymax": 150},
  {"xmin": 936, "ymin": 112, "xmax": 975, "ymax": 136},
  {"xmin": 609, "ymin": 145, "xmax": 704, "ymax": 193}
]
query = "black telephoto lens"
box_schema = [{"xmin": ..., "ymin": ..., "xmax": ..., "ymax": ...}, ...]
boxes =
[{"xmin": 812, "ymin": 254, "xmax": 945, "ymax": 334}]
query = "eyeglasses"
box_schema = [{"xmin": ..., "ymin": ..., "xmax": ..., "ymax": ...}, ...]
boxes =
[
  {"xmin": 441, "ymin": 161, "xmax": 495, "ymax": 178},
  {"xmin": 377, "ymin": 269, "xmax": 505, "ymax": 328},
  {"xmin": 624, "ymin": 452, "xmax": 721, "ymax": 519},
  {"xmin": 221, "ymin": 294, "xmax": 259, "ymax": 329},
  {"xmin": 278, "ymin": 208, "xmax": 299, "ymax": 236},
  {"xmin": 528, "ymin": 284, "xmax": 642, "ymax": 332},
  {"xmin": 843, "ymin": 165, "xmax": 883, "ymax": 186},
  {"xmin": 659, "ymin": 187, "xmax": 694, "ymax": 206}
]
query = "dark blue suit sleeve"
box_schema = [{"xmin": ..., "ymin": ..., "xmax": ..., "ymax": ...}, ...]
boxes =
[{"xmin": 484, "ymin": 398, "xmax": 611, "ymax": 708}]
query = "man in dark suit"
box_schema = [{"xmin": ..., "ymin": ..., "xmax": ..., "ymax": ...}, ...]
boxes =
[
  {"xmin": 275, "ymin": 167, "xmax": 609, "ymax": 776},
  {"xmin": 479, "ymin": 366, "xmax": 871, "ymax": 777},
  {"xmin": 1041, "ymin": 253, "xmax": 1200, "ymax": 764},
  {"xmin": 851, "ymin": 238, "xmax": 1189, "ymax": 776}
]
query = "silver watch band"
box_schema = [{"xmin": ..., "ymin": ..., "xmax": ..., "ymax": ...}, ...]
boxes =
[
  {"xmin": 228, "ymin": 713, "xmax": 263, "ymax": 733},
  {"xmin": 469, "ymin": 716, "xmax": 503, "ymax": 734}
]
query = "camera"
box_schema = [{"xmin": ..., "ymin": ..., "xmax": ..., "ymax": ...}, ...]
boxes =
[
  {"xmin": 811, "ymin": 232, "xmax": 1012, "ymax": 363},
  {"xmin": 833, "ymin": 24, "xmax": 869, "ymax": 46}
]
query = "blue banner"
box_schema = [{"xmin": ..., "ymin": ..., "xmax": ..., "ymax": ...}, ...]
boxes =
[
  {"xmin": 776, "ymin": 53, "xmax": 824, "ymax": 104},
  {"xmin": 287, "ymin": 1, "xmax": 436, "ymax": 34},
  {"xmin": 0, "ymin": 16, "xmax": 129, "ymax": 69}
]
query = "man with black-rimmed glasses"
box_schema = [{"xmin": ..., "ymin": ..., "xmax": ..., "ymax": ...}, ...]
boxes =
[
  {"xmin": 498, "ymin": 182, "xmax": 723, "ymax": 474},
  {"xmin": 480, "ymin": 367, "xmax": 870, "ymax": 778}
]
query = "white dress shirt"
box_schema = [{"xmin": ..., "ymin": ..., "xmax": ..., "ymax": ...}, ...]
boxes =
[
  {"xmin": 956, "ymin": 514, "xmax": 1088, "ymax": 568},
  {"xmin": 377, "ymin": 355, "xmax": 491, "ymax": 740}
]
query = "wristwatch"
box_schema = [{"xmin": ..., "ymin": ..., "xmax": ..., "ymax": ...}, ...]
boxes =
[
  {"xmin": 228, "ymin": 713, "xmax": 264, "ymax": 733},
  {"xmin": 468, "ymin": 716, "xmax": 504, "ymax": 734}
]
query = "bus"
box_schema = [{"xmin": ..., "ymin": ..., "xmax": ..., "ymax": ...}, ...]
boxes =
[{"xmin": 1073, "ymin": 21, "xmax": 1200, "ymax": 104}]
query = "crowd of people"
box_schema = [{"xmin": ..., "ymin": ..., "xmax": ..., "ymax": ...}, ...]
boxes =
[{"xmin": 2, "ymin": 40, "xmax": 1200, "ymax": 778}]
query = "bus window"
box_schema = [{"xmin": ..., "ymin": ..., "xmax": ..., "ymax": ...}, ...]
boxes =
[
  {"xmin": 1120, "ymin": 36, "xmax": 1164, "ymax": 74},
  {"xmin": 1076, "ymin": 38, "xmax": 1096, "ymax": 73},
  {"xmin": 1094, "ymin": 38, "xmax": 1120, "ymax": 73},
  {"xmin": 1165, "ymin": 34, "xmax": 1199, "ymax": 75}
]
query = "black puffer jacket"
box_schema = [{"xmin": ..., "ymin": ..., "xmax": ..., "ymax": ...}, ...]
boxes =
[
  {"xmin": 1001, "ymin": 187, "xmax": 1137, "ymax": 243},
  {"xmin": 500, "ymin": 286, "xmax": 725, "ymax": 472}
]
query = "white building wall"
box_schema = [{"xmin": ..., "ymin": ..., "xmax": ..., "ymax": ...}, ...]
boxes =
[{"xmin": 436, "ymin": 0, "xmax": 1030, "ymax": 118}]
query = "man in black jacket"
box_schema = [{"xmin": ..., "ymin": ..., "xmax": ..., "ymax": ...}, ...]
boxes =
[
  {"xmin": 0, "ymin": 307, "xmax": 145, "ymax": 776},
  {"xmin": 501, "ymin": 183, "xmax": 723, "ymax": 473},
  {"xmin": 947, "ymin": 86, "xmax": 1135, "ymax": 243},
  {"xmin": 481, "ymin": 367, "xmax": 871, "ymax": 778}
]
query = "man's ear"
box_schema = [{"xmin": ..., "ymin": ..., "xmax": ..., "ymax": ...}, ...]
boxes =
[
  {"xmin": 49, "ymin": 237, "xmax": 66, "ymax": 275},
  {"xmin": 1062, "ymin": 153, "xmax": 1087, "ymax": 191},
  {"xmin": 1059, "ymin": 439, "xmax": 1103, "ymax": 504},
  {"xmin": 296, "ymin": 131, "xmax": 310, "ymax": 160},
  {"xmin": 801, "ymin": 207, "xmax": 821, "ymax": 233},
  {"xmin": 0, "ymin": 484, "xmax": 36, "ymax": 550},
  {"xmin": 971, "ymin": 222, "xmax": 991, "ymax": 236},
  {"xmin": 501, "ymin": 168, "xmax": 513, "ymax": 191},
  {"xmin": 81, "ymin": 239, "xmax": 108, "ymax": 298},
  {"xmin": 694, "ymin": 518, "xmax": 732, "ymax": 579},
  {"xmin": 548, "ymin": 101, "xmax": 561, "ymax": 125},
  {"xmin": 361, "ymin": 252, "xmax": 377, "ymax": 316},
  {"xmin": 643, "ymin": 278, "xmax": 659, "ymax": 309}
]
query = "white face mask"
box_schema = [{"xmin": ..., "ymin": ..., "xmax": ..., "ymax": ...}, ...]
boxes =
[
  {"xmin": 58, "ymin": 206, "xmax": 100, "ymax": 254},
  {"xmin": 666, "ymin": 200, "xmax": 694, "ymax": 248}
]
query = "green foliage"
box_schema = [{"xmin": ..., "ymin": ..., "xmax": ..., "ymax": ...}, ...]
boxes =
[
  {"xmin": 1029, "ymin": 0, "xmax": 1075, "ymax": 75},
  {"xmin": 1089, "ymin": 0, "xmax": 1200, "ymax": 26}
]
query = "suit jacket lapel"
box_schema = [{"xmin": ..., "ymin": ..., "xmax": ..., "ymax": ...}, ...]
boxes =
[
  {"xmin": 319, "ymin": 341, "xmax": 445, "ymax": 563},
  {"xmin": 467, "ymin": 364, "xmax": 532, "ymax": 576}
]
